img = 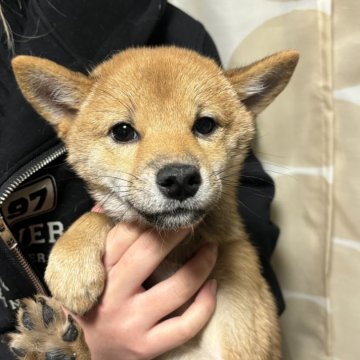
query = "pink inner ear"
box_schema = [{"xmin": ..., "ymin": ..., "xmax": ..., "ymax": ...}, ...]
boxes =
[{"xmin": 91, "ymin": 203, "xmax": 103, "ymax": 213}]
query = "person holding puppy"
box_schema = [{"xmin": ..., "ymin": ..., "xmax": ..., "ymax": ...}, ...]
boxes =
[{"xmin": 0, "ymin": 1, "xmax": 283, "ymax": 359}]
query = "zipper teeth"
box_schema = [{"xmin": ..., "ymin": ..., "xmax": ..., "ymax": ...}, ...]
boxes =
[
  {"xmin": 0, "ymin": 215, "xmax": 48, "ymax": 295},
  {"xmin": 0, "ymin": 146, "xmax": 66, "ymax": 206},
  {"xmin": 12, "ymin": 246, "xmax": 47, "ymax": 295}
]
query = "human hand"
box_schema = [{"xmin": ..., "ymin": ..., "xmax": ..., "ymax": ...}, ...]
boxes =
[{"xmin": 76, "ymin": 223, "xmax": 218, "ymax": 360}]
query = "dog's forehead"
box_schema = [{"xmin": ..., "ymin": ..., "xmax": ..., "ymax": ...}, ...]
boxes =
[
  {"xmin": 92, "ymin": 48, "xmax": 226, "ymax": 97},
  {"xmin": 88, "ymin": 48, "xmax": 236, "ymax": 126}
]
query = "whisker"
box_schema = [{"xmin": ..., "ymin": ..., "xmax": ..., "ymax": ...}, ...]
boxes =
[{"xmin": 90, "ymin": 174, "xmax": 134, "ymax": 184}]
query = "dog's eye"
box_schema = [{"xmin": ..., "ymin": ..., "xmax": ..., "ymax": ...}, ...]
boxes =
[
  {"xmin": 192, "ymin": 116, "xmax": 218, "ymax": 137},
  {"xmin": 110, "ymin": 122, "xmax": 139, "ymax": 143}
]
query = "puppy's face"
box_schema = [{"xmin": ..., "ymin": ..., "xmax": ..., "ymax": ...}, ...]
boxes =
[
  {"xmin": 12, "ymin": 47, "xmax": 298, "ymax": 229},
  {"xmin": 67, "ymin": 49, "xmax": 254, "ymax": 228}
]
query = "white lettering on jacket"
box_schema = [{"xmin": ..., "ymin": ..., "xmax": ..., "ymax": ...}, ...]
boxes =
[{"xmin": 18, "ymin": 221, "xmax": 64, "ymax": 246}]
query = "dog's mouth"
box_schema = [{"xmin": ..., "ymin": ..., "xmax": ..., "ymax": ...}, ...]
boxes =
[{"xmin": 128, "ymin": 202, "xmax": 206, "ymax": 230}]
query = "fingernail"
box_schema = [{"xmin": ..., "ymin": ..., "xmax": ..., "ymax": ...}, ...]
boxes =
[{"xmin": 208, "ymin": 279, "xmax": 217, "ymax": 295}]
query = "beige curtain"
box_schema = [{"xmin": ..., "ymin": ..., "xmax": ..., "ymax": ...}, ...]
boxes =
[{"xmin": 169, "ymin": 1, "xmax": 360, "ymax": 359}]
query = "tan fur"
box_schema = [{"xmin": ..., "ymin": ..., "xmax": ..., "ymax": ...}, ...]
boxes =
[{"xmin": 10, "ymin": 47, "xmax": 299, "ymax": 359}]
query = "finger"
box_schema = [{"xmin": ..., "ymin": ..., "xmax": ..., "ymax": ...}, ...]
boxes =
[
  {"xmin": 145, "ymin": 279, "xmax": 217, "ymax": 356},
  {"xmin": 140, "ymin": 243, "xmax": 218, "ymax": 324},
  {"xmin": 107, "ymin": 228, "xmax": 190, "ymax": 299},
  {"xmin": 103, "ymin": 222, "xmax": 145, "ymax": 270}
]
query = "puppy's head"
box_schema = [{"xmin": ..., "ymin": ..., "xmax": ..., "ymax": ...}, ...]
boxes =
[{"xmin": 12, "ymin": 47, "xmax": 298, "ymax": 230}]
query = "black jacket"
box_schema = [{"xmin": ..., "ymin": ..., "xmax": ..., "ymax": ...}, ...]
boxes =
[{"xmin": 0, "ymin": 1, "xmax": 283, "ymax": 357}]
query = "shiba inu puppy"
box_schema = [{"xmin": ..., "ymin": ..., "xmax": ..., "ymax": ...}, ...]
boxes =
[{"xmin": 9, "ymin": 47, "xmax": 298, "ymax": 359}]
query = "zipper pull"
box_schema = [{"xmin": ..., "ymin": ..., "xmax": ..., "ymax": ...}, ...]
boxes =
[{"xmin": 0, "ymin": 216, "xmax": 18, "ymax": 250}]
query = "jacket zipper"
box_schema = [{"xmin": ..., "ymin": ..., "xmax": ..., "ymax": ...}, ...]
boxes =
[
  {"xmin": 0, "ymin": 144, "xmax": 67, "ymax": 295},
  {"xmin": 0, "ymin": 216, "xmax": 47, "ymax": 294}
]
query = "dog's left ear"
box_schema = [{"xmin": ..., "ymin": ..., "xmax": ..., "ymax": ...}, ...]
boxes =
[{"xmin": 225, "ymin": 51, "xmax": 299, "ymax": 115}]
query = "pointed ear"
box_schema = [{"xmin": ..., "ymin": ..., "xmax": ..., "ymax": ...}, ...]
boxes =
[
  {"xmin": 12, "ymin": 55, "xmax": 92, "ymax": 138},
  {"xmin": 225, "ymin": 51, "xmax": 299, "ymax": 115}
]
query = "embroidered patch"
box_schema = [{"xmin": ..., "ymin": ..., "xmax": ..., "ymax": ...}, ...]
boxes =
[{"xmin": 3, "ymin": 176, "xmax": 57, "ymax": 225}]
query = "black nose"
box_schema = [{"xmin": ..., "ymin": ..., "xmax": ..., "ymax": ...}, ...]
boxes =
[{"xmin": 156, "ymin": 164, "xmax": 202, "ymax": 201}]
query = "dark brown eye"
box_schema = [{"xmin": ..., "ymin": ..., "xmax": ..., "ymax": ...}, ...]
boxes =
[
  {"xmin": 110, "ymin": 122, "xmax": 139, "ymax": 143},
  {"xmin": 192, "ymin": 116, "xmax": 218, "ymax": 137}
]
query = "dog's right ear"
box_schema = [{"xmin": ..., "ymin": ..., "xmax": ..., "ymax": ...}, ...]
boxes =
[{"xmin": 12, "ymin": 56, "xmax": 92, "ymax": 139}]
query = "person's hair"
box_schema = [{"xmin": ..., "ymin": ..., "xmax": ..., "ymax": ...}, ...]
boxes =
[{"xmin": 0, "ymin": 3, "xmax": 15, "ymax": 53}]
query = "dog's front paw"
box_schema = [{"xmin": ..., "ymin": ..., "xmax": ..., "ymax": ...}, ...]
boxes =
[
  {"xmin": 7, "ymin": 295, "xmax": 90, "ymax": 360},
  {"xmin": 45, "ymin": 251, "xmax": 105, "ymax": 315},
  {"xmin": 43, "ymin": 212, "xmax": 111, "ymax": 315}
]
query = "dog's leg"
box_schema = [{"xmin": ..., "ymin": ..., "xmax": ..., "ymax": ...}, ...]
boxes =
[
  {"xmin": 45, "ymin": 212, "xmax": 113, "ymax": 315},
  {"xmin": 7, "ymin": 295, "xmax": 90, "ymax": 360}
]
